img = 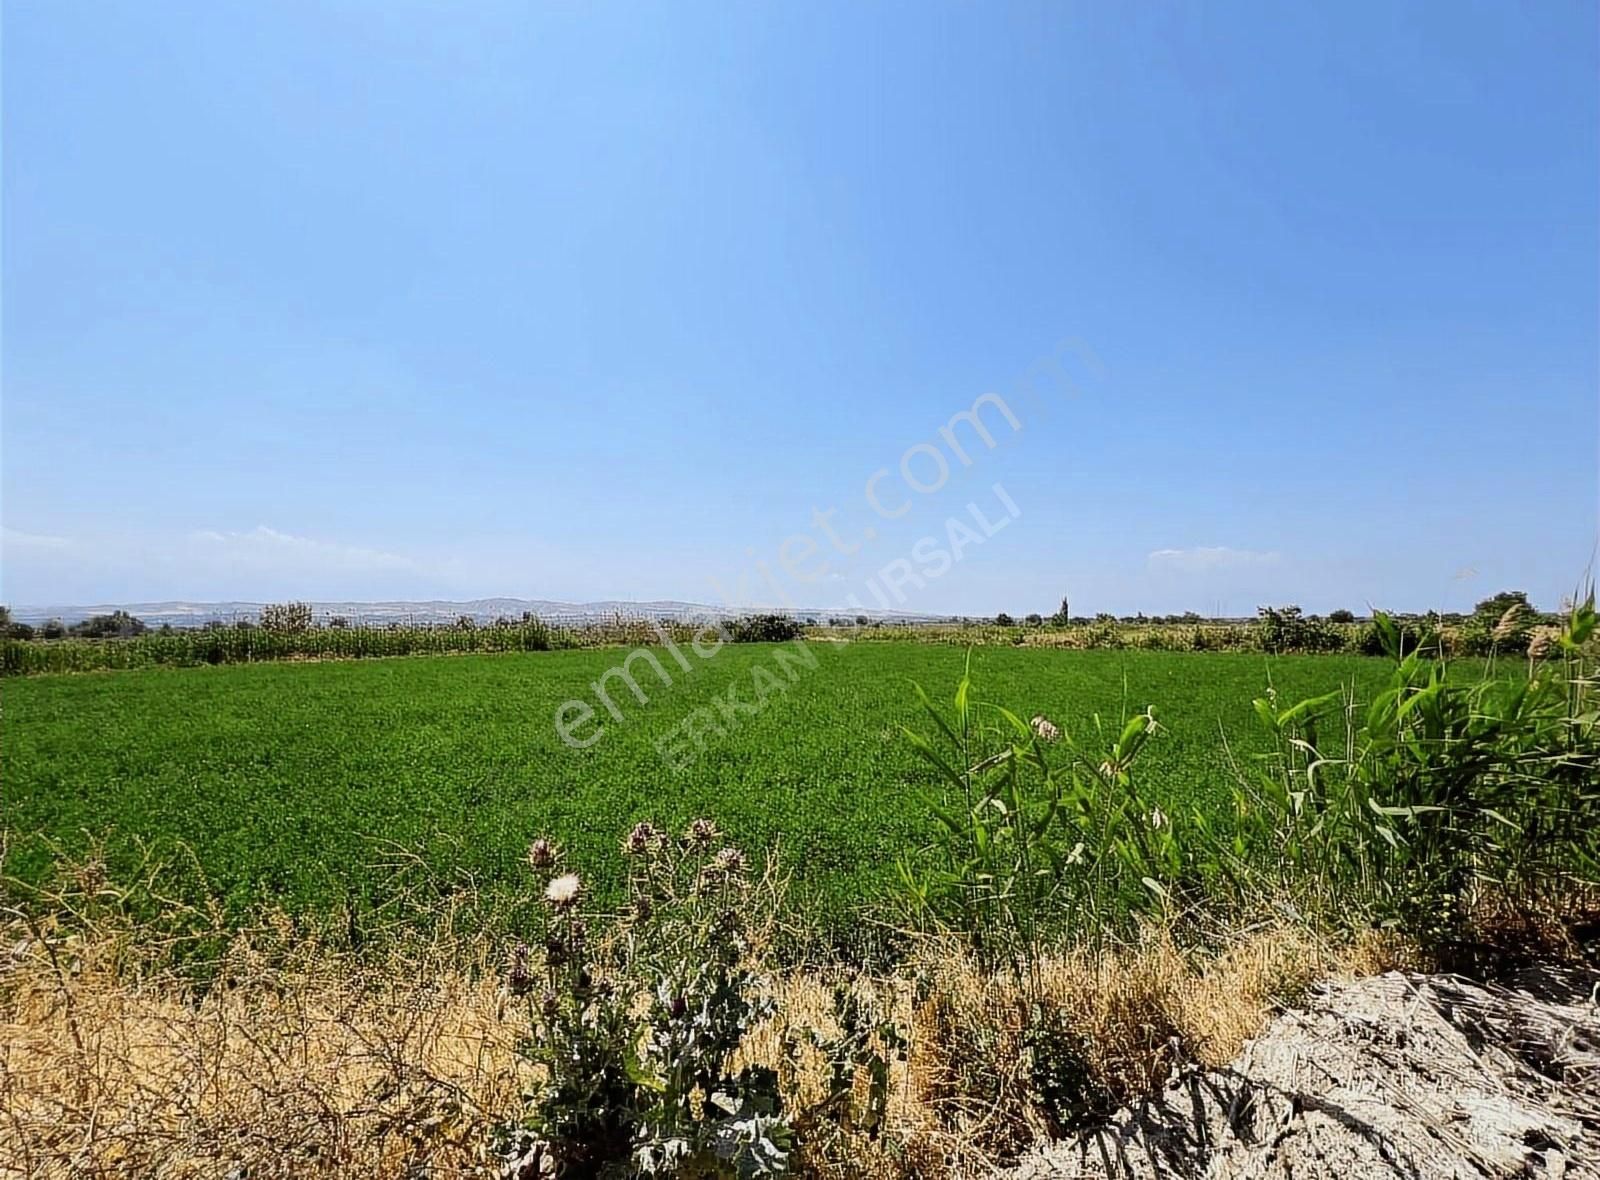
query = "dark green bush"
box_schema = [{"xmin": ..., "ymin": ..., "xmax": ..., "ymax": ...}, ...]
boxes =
[
  {"xmin": 69, "ymin": 610, "xmax": 148, "ymax": 639},
  {"xmin": 724, "ymin": 614, "xmax": 806, "ymax": 643},
  {"xmin": 1255, "ymin": 605, "xmax": 1346, "ymax": 653}
]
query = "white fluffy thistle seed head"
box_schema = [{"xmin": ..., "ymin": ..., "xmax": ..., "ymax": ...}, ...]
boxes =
[{"xmin": 544, "ymin": 873, "xmax": 582, "ymax": 908}]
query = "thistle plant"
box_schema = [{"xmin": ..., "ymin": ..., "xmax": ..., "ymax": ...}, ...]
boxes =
[{"xmin": 500, "ymin": 823, "xmax": 791, "ymax": 1179}]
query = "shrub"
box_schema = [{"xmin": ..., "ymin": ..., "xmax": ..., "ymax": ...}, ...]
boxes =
[
  {"xmin": 724, "ymin": 614, "xmax": 805, "ymax": 643},
  {"xmin": 1454, "ymin": 590, "xmax": 1536, "ymax": 656},
  {"xmin": 259, "ymin": 601, "xmax": 313, "ymax": 634},
  {"xmin": 1255, "ymin": 605, "xmax": 1344, "ymax": 654},
  {"xmin": 69, "ymin": 610, "xmax": 147, "ymax": 639}
]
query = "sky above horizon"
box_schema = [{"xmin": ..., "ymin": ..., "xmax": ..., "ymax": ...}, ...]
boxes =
[{"xmin": 3, "ymin": 1, "xmax": 1597, "ymax": 617}]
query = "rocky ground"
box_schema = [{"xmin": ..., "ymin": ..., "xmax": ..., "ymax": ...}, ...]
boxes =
[{"xmin": 1008, "ymin": 968, "xmax": 1600, "ymax": 1179}]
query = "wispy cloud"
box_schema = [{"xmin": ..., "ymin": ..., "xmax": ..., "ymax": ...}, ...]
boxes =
[
  {"xmin": 1, "ymin": 527, "xmax": 73, "ymax": 550},
  {"xmin": 1147, "ymin": 546, "xmax": 1281, "ymax": 574},
  {"xmin": 190, "ymin": 526, "xmax": 422, "ymax": 574},
  {"xmin": 4, "ymin": 522, "xmax": 461, "ymax": 603}
]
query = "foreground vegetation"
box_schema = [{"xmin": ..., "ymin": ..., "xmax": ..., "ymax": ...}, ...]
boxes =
[{"xmin": 3, "ymin": 598, "xmax": 1594, "ymax": 1177}]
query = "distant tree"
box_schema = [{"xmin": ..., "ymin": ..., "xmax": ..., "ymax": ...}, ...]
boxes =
[
  {"xmin": 1328, "ymin": 608, "xmax": 1356, "ymax": 624},
  {"xmin": 0, "ymin": 606, "xmax": 34, "ymax": 640},
  {"xmin": 70, "ymin": 610, "xmax": 147, "ymax": 639},
  {"xmin": 1257, "ymin": 605, "xmax": 1345, "ymax": 654},
  {"xmin": 1474, "ymin": 590, "xmax": 1533, "ymax": 620},
  {"xmin": 259, "ymin": 601, "xmax": 313, "ymax": 633},
  {"xmin": 1181, "ymin": 611, "xmax": 1202, "ymax": 623},
  {"xmin": 1024, "ymin": 613, "xmax": 1044, "ymax": 626},
  {"xmin": 39, "ymin": 618, "xmax": 66, "ymax": 640},
  {"xmin": 854, "ymin": 615, "xmax": 869, "ymax": 627},
  {"xmin": 995, "ymin": 612, "xmax": 1016, "ymax": 627},
  {"xmin": 455, "ymin": 614, "xmax": 478, "ymax": 630},
  {"xmin": 725, "ymin": 614, "xmax": 805, "ymax": 643},
  {"xmin": 328, "ymin": 616, "xmax": 350, "ymax": 629},
  {"xmin": 1465, "ymin": 590, "xmax": 1534, "ymax": 652},
  {"xmin": 1050, "ymin": 597, "xmax": 1071, "ymax": 626}
]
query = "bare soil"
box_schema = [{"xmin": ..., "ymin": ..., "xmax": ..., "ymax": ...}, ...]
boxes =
[{"xmin": 1007, "ymin": 968, "xmax": 1600, "ymax": 1179}]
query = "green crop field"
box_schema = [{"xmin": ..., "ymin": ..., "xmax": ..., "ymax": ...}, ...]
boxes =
[{"xmin": 4, "ymin": 642, "xmax": 1412, "ymax": 949}]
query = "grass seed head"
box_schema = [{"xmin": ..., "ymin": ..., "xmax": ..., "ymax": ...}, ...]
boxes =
[
  {"xmin": 1528, "ymin": 626, "xmax": 1558, "ymax": 660},
  {"xmin": 1493, "ymin": 603, "xmax": 1525, "ymax": 642}
]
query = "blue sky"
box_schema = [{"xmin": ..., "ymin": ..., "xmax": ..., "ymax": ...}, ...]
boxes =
[{"xmin": 3, "ymin": 1, "xmax": 1596, "ymax": 616}]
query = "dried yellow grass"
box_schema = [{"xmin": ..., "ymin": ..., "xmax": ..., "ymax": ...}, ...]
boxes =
[
  {"xmin": 0, "ymin": 916, "xmax": 1391, "ymax": 1179},
  {"xmin": 890, "ymin": 924, "xmax": 1402, "ymax": 1163},
  {"xmin": 0, "ymin": 932, "xmax": 531, "ymax": 1178}
]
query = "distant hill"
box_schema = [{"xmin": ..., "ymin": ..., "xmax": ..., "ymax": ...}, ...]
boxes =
[{"xmin": 7, "ymin": 599, "xmax": 951, "ymax": 628}]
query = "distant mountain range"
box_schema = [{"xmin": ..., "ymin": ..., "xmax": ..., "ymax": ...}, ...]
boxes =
[{"xmin": 8, "ymin": 599, "xmax": 953, "ymax": 628}]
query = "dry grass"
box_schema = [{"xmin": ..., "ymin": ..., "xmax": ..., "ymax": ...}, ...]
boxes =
[
  {"xmin": 0, "ymin": 924, "xmax": 531, "ymax": 1178},
  {"xmin": 877, "ymin": 924, "xmax": 1405, "ymax": 1166},
  {"xmin": 0, "ymin": 904, "xmax": 1399, "ymax": 1179}
]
